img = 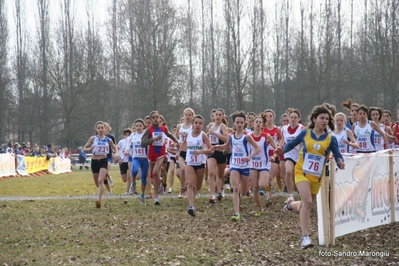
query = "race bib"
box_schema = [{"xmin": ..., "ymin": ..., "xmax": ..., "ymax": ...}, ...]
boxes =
[
  {"xmin": 209, "ymin": 133, "xmax": 218, "ymax": 144},
  {"xmin": 93, "ymin": 143, "xmax": 109, "ymax": 155},
  {"xmin": 303, "ymin": 153, "xmax": 325, "ymax": 177},
  {"xmin": 152, "ymin": 132, "xmax": 163, "ymax": 146}
]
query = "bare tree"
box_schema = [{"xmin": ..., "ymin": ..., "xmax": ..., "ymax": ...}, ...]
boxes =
[{"xmin": 0, "ymin": 0, "xmax": 10, "ymax": 142}]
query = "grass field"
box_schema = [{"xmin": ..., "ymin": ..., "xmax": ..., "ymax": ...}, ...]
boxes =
[{"xmin": 0, "ymin": 168, "xmax": 398, "ymax": 265}]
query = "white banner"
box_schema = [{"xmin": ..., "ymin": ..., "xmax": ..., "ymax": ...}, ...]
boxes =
[
  {"xmin": 393, "ymin": 150, "xmax": 399, "ymax": 222},
  {"xmin": 48, "ymin": 157, "xmax": 72, "ymax": 174},
  {"xmin": 0, "ymin": 153, "xmax": 17, "ymax": 177},
  {"xmin": 16, "ymin": 155, "xmax": 29, "ymax": 176},
  {"xmin": 333, "ymin": 151, "xmax": 392, "ymax": 238}
]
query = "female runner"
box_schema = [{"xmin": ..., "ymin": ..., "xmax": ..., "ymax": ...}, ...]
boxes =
[
  {"xmin": 213, "ymin": 111, "xmax": 260, "ymax": 221},
  {"xmin": 179, "ymin": 115, "xmax": 213, "ymax": 216},
  {"xmin": 275, "ymin": 105, "xmax": 345, "ymax": 249},
  {"xmin": 83, "ymin": 121, "xmax": 118, "ymax": 208}
]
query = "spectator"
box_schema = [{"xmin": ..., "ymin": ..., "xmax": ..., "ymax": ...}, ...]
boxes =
[
  {"xmin": 6, "ymin": 142, "xmax": 13, "ymax": 154},
  {"xmin": 13, "ymin": 143, "xmax": 20, "ymax": 155},
  {"xmin": 78, "ymin": 148, "xmax": 89, "ymax": 170}
]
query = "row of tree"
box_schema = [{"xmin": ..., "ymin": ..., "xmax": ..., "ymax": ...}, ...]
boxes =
[{"xmin": 0, "ymin": 0, "xmax": 398, "ymax": 148}]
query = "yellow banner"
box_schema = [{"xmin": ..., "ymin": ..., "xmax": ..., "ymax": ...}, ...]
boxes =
[{"xmin": 24, "ymin": 156, "xmax": 50, "ymax": 174}]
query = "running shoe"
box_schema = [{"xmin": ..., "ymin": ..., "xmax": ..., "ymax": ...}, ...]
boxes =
[
  {"xmin": 95, "ymin": 200, "xmax": 101, "ymax": 208},
  {"xmin": 168, "ymin": 187, "xmax": 173, "ymax": 193},
  {"xmin": 265, "ymin": 199, "xmax": 272, "ymax": 208},
  {"xmin": 107, "ymin": 191, "xmax": 112, "ymax": 195},
  {"xmin": 217, "ymin": 192, "xmax": 223, "ymax": 201},
  {"xmin": 140, "ymin": 194, "xmax": 145, "ymax": 205},
  {"xmin": 259, "ymin": 189, "xmax": 265, "ymax": 196},
  {"xmin": 266, "ymin": 182, "xmax": 272, "ymax": 191},
  {"xmin": 231, "ymin": 214, "xmax": 240, "ymax": 222},
  {"xmin": 209, "ymin": 196, "xmax": 216, "ymax": 204},
  {"xmin": 225, "ymin": 184, "xmax": 231, "ymax": 191},
  {"xmin": 145, "ymin": 193, "xmax": 152, "ymax": 199},
  {"xmin": 108, "ymin": 176, "xmax": 114, "ymax": 187},
  {"xmin": 282, "ymin": 196, "xmax": 294, "ymax": 213},
  {"xmin": 158, "ymin": 184, "xmax": 163, "ymax": 194},
  {"xmin": 195, "ymin": 193, "xmax": 201, "ymax": 199},
  {"xmin": 301, "ymin": 235, "xmax": 314, "ymax": 249},
  {"xmin": 124, "ymin": 192, "xmax": 128, "ymax": 195},
  {"xmin": 178, "ymin": 189, "xmax": 185, "ymax": 199},
  {"xmin": 129, "ymin": 184, "xmax": 133, "ymax": 195},
  {"xmin": 221, "ymin": 189, "xmax": 225, "ymax": 198},
  {"xmin": 154, "ymin": 196, "xmax": 160, "ymax": 206},
  {"xmin": 255, "ymin": 210, "xmax": 264, "ymax": 217},
  {"xmin": 188, "ymin": 207, "xmax": 196, "ymax": 217}
]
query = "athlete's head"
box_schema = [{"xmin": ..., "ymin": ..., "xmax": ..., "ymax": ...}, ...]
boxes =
[
  {"xmin": 323, "ymin": 103, "xmax": 337, "ymax": 117},
  {"xmin": 123, "ymin": 128, "xmax": 132, "ymax": 137},
  {"xmin": 183, "ymin": 108, "xmax": 195, "ymax": 123},
  {"xmin": 149, "ymin": 111, "xmax": 160, "ymax": 126},
  {"xmin": 253, "ymin": 116, "xmax": 264, "ymax": 130},
  {"xmin": 144, "ymin": 116, "xmax": 151, "ymax": 128},
  {"xmin": 262, "ymin": 109, "xmax": 275, "ymax": 124},
  {"xmin": 382, "ymin": 110, "xmax": 392, "ymax": 124},
  {"xmin": 214, "ymin": 108, "xmax": 225, "ymax": 123},
  {"xmin": 368, "ymin": 106, "xmax": 382, "ymax": 122},
  {"xmin": 103, "ymin": 122, "xmax": 112, "ymax": 134},
  {"xmin": 159, "ymin": 115, "xmax": 166, "ymax": 126},
  {"xmin": 94, "ymin": 121, "xmax": 106, "ymax": 135},
  {"xmin": 308, "ymin": 105, "xmax": 334, "ymax": 132},
  {"xmin": 341, "ymin": 98, "xmax": 359, "ymax": 119},
  {"xmin": 231, "ymin": 111, "xmax": 246, "ymax": 131},
  {"xmin": 210, "ymin": 109, "xmax": 216, "ymax": 122},
  {"xmin": 193, "ymin": 115, "xmax": 204, "ymax": 130},
  {"xmin": 287, "ymin": 108, "xmax": 301, "ymax": 126},
  {"xmin": 357, "ymin": 105, "xmax": 369, "ymax": 122},
  {"xmin": 246, "ymin": 112, "xmax": 256, "ymax": 128},
  {"xmin": 334, "ymin": 112, "xmax": 347, "ymax": 129},
  {"xmin": 280, "ymin": 114, "xmax": 289, "ymax": 126},
  {"xmin": 134, "ymin": 118, "xmax": 145, "ymax": 133}
]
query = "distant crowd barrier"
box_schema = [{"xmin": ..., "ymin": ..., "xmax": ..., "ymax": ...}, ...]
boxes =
[
  {"xmin": 0, "ymin": 153, "xmax": 71, "ymax": 178},
  {"xmin": 317, "ymin": 149, "xmax": 399, "ymax": 246}
]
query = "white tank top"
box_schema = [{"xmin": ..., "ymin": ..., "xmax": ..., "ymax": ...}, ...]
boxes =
[
  {"xmin": 130, "ymin": 132, "xmax": 147, "ymax": 158},
  {"xmin": 282, "ymin": 124, "xmax": 303, "ymax": 162},
  {"xmin": 250, "ymin": 133, "xmax": 271, "ymax": 170},
  {"xmin": 373, "ymin": 124, "xmax": 385, "ymax": 151},
  {"xmin": 185, "ymin": 131, "xmax": 206, "ymax": 166},
  {"xmin": 178, "ymin": 124, "xmax": 192, "ymax": 144},
  {"xmin": 229, "ymin": 133, "xmax": 250, "ymax": 169},
  {"xmin": 332, "ymin": 128, "xmax": 349, "ymax": 154},
  {"xmin": 353, "ymin": 121, "xmax": 375, "ymax": 152},
  {"xmin": 92, "ymin": 135, "xmax": 110, "ymax": 156},
  {"xmin": 209, "ymin": 123, "xmax": 223, "ymax": 145}
]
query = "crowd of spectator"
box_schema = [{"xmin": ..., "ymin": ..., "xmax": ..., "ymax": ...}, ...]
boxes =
[{"xmin": 0, "ymin": 141, "xmax": 70, "ymax": 159}]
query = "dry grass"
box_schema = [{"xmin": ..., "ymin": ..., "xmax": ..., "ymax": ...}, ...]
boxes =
[{"xmin": 0, "ymin": 168, "xmax": 398, "ymax": 265}]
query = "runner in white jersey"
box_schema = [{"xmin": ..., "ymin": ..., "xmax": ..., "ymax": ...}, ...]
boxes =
[
  {"xmin": 117, "ymin": 128, "xmax": 132, "ymax": 195},
  {"xmin": 124, "ymin": 119, "xmax": 149, "ymax": 204},
  {"xmin": 207, "ymin": 108, "xmax": 229, "ymax": 203},
  {"xmin": 332, "ymin": 113, "xmax": 359, "ymax": 154},
  {"xmin": 352, "ymin": 105, "xmax": 388, "ymax": 153},
  {"xmin": 175, "ymin": 108, "xmax": 195, "ymax": 199},
  {"xmin": 250, "ymin": 116, "xmax": 277, "ymax": 217},
  {"xmin": 245, "ymin": 112, "xmax": 255, "ymax": 133},
  {"xmin": 279, "ymin": 108, "xmax": 305, "ymax": 200},
  {"xmin": 179, "ymin": 115, "xmax": 213, "ymax": 216},
  {"xmin": 382, "ymin": 110, "xmax": 398, "ymax": 149},
  {"xmin": 83, "ymin": 121, "xmax": 118, "ymax": 208},
  {"xmin": 213, "ymin": 111, "xmax": 260, "ymax": 222},
  {"xmin": 369, "ymin": 107, "xmax": 397, "ymax": 151}
]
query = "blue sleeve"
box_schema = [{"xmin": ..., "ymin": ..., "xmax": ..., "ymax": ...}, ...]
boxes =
[
  {"xmin": 330, "ymin": 136, "xmax": 344, "ymax": 163},
  {"xmin": 283, "ymin": 130, "xmax": 307, "ymax": 153}
]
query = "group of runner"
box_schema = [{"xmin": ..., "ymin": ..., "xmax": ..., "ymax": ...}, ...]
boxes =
[{"xmin": 83, "ymin": 98, "xmax": 399, "ymax": 249}]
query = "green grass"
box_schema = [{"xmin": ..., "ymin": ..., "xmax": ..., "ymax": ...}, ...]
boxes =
[{"xmin": 0, "ymin": 168, "xmax": 398, "ymax": 265}]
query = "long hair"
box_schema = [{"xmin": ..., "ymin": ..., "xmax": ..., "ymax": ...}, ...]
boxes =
[{"xmin": 308, "ymin": 105, "xmax": 334, "ymax": 132}]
